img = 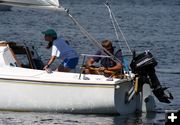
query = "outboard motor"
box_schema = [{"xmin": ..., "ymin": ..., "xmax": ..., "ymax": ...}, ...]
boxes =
[{"xmin": 130, "ymin": 51, "xmax": 173, "ymax": 103}]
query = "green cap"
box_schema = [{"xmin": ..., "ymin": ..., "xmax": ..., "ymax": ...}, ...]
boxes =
[{"xmin": 42, "ymin": 29, "xmax": 57, "ymax": 38}]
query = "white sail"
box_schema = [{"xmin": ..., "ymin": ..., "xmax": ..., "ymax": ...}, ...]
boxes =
[{"xmin": 0, "ymin": 0, "xmax": 60, "ymax": 8}]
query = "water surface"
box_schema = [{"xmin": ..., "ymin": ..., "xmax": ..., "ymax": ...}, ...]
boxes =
[{"xmin": 0, "ymin": 0, "xmax": 180, "ymax": 124}]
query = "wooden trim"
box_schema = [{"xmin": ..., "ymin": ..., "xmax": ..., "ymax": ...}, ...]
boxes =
[
  {"xmin": 24, "ymin": 46, "xmax": 35, "ymax": 69},
  {"xmin": 0, "ymin": 41, "xmax": 16, "ymax": 46},
  {"xmin": 7, "ymin": 44, "xmax": 22, "ymax": 67}
]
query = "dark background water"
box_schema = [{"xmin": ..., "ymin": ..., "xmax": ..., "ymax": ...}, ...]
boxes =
[{"xmin": 0, "ymin": 0, "xmax": 180, "ymax": 124}]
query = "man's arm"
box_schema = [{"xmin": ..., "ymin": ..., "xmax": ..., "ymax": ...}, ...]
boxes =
[
  {"xmin": 98, "ymin": 62, "xmax": 122, "ymax": 72},
  {"xmin": 43, "ymin": 56, "xmax": 56, "ymax": 69},
  {"xmin": 106, "ymin": 62, "xmax": 122, "ymax": 71},
  {"xmin": 86, "ymin": 58, "xmax": 95, "ymax": 67}
]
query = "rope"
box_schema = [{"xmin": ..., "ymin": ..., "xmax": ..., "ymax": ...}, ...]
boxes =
[
  {"xmin": 64, "ymin": 8, "xmax": 122, "ymax": 64},
  {"xmin": 105, "ymin": 2, "xmax": 132, "ymax": 55},
  {"xmin": 105, "ymin": 2, "xmax": 120, "ymax": 44},
  {"xmin": 111, "ymin": 9, "xmax": 132, "ymax": 54},
  {"xmin": 83, "ymin": 66, "xmax": 125, "ymax": 78}
]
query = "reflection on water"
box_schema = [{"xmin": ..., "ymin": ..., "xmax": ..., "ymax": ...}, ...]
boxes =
[{"xmin": 0, "ymin": 111, "xmax": 165, "ymax": 125}]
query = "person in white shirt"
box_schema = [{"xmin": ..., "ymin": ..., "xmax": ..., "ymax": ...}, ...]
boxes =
[{"xmin": 42, "ymin": 29, "xmax": 79, "ymax": 72}]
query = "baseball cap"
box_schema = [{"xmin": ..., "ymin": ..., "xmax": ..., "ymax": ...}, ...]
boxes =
[{"xmin": 42, "ymin": 29, "xmax": 57, "ymax": 38}]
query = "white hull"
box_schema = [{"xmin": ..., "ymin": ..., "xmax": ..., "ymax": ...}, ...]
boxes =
[
  {"xmin": 0, "ymin": 67, "xmax": 155, "ymax": 114},
  {"xmin": 0, "ymin": 79, "xmax": 115, "ymax": 113}
]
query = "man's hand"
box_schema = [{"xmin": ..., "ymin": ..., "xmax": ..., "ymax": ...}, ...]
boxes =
[
  {"xmin": 43, "ymin": 56, "xmax": 56, "ymax": 70},
  {"xmin": 43, "ymin": 65, "xmax": 49, "ymax": 70},
  {"xmin": 98, "ymin": 67, "xmax": 107, "ymax": 72},
  {"xmin": 43, "ymin": 65, "xmax": 52, "ymax": 73}
]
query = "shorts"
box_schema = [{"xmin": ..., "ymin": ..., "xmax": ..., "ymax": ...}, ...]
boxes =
[{"xmin": 62, "ymin": 57, "xmax": 79, "ymax": 69}]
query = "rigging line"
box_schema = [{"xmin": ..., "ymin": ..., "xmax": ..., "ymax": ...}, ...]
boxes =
[
  {"xmin": 105, "ymin": 2, "xmax": 132, "ymax": 55},
  {"xmin": 111, "ymin": 11, "xmax": 132, "ymax": 55},
  {"xmin": 64, "ymin": 9, "xmax": 121, "ymax": 64},
  {"xmin": 105, "ymin": 3, "xmax": 120, "ymax": 43},
  {"xmin": 67, "ymin": 12, "xmax": 97, "ymax": 46}
]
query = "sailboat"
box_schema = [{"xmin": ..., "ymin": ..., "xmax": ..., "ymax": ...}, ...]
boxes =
[{"xmin": 0, "ymin": 0, "xmax": 172, "ymax": 114}]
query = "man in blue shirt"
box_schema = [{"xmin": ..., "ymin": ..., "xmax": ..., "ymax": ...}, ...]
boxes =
[
  {"xmin": 85, "ymin": 40, "xmax": 123, "ymax": 77},
  {"xmin": 42, "ymin": 29, "xmax": 79, "ymax": 72}
]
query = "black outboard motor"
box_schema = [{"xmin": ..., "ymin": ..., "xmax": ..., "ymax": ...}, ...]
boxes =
[{"xmin": 130, "ymin": 51, "xmax": 173, "ymax": 103}]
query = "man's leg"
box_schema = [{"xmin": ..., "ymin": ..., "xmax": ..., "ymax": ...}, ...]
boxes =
[{"xmin": 56, "ymin": 65, "xmax": 71, "ymax": 72}]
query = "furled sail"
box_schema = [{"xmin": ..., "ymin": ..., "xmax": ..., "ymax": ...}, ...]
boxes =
[{"xmin": 0, "ymin": 0, "xmax": 60, "ymax": 8}]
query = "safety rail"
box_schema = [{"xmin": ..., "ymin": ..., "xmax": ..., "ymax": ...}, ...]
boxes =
[{"xmin": 78, "ymin": 53, "xmax": 134, "ymax": 80}]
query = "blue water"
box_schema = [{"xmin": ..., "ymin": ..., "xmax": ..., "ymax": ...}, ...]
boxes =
[{"xmin": 0, "ymin": 0, "xmax": 180, "ymax": 124}]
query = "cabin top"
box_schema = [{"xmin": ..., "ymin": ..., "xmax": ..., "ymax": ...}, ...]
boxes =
[{"xmin": 0, "ymin": 41, "xmax": 44, "ymax": 69}]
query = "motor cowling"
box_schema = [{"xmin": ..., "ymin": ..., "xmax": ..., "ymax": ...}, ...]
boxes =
[
  {"xmin": 130, "ymin": 51, "xmax": 172, "ymax": 103},
  {"xmin": 130, "ymin": 51, "xmax": 157, "ymax": 73}
]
